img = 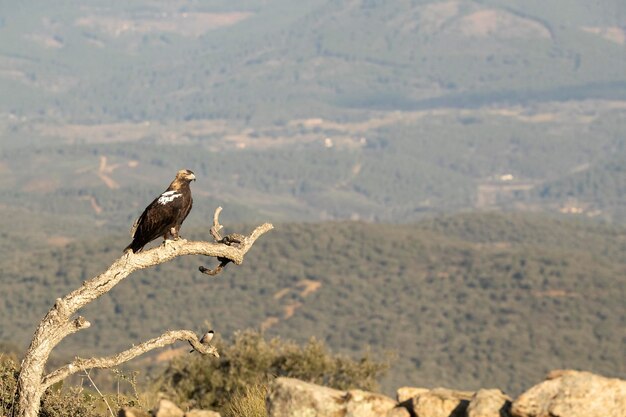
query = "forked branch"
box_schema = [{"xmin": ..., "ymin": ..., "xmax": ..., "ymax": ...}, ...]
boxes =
[{"xmin": 199, "ymin": 206, "xmax": 269, "ymax": 276}]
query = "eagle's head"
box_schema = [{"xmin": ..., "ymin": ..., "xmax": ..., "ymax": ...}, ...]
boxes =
[{"xmin": 175, "ymin": 169, "xmax": 196, "ymax": 183}]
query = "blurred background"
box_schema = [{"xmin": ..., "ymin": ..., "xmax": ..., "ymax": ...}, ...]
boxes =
[{"xmin": 0, "ymin": 0, "xmax": 624, "ymax": 396}]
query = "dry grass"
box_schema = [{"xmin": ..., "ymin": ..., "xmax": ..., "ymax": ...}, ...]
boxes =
[
  {"xmin": 47, "ymin": 236, "xmax": 74, "ymax": 247},
  {"xmin": 282, "ymin": 301, "xmax": 302, "ymax": 319},
  {"xmin": 223, "ymin": 384, "xmax": 268, "ymax": 417},
  {"xmin": 23, "ymin": 178, "xmax": 60, "ymax": 193},
  {"xmin": 296, "ymin": 279, "xmax": 322, "ymax": 298},
  {"xmin": 272, "ymin": 288, "xmax": 290, "ymax": 300},
  {"xmin": 260, "ymin": 316, "xmax": 280, "ymax": 332}
]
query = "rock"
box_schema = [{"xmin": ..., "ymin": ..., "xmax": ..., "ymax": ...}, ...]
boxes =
[
  {"xmin": 152, "ymin": 399, "xmax": 185, "ymax": 417},
  {"xmin": 118, "ymin": 408, "xmax": 150, "ymax": 417},
  {"xmin": 267, "ymin": 377, "xmax": 397, "ymax": 417},
  {"xmin": 511, "ymin": 370, "xmax": 626, "ymax": 417},
  {"xmin": 386, "ymin": 406, "xmax": 412, "ymax": 417},
  {"xmin": 396, "ymin": 386, "xmax": 430, "ymax": 403},
  {"xmin": 345, "ymin": 389, "xmax": 402, "ymax": 417},
  {"xmin": 185, "ymin": 410, "xmax": 221, "ymax": 417},
  {"xmin": 408, "ymin": 388, "xmax": 473, "ymax": 417},
  {"xmin": 267, "ymin": 377, "xmax": 344, "ymax": 417},
  {"xmin": 467, "ymin": 389, "xmax": 512, "ymax": 417}
]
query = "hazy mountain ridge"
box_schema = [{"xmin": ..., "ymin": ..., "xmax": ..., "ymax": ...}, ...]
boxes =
[
  {"xmin": 1, "ymin": 1, "xmax": 625, "ymax": 223},
  {"xmin": 2, "ymin": 0, "xmax": 625, "ymax": 120}
]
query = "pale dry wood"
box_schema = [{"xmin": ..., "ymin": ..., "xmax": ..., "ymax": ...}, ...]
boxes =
[
  {"xmin": 42, "ymin": 330, "xmax": 219, "ymax": 389},
  {"xmin": 15, "ymin": 207, "xmax": 273, "ymax": 417},
  {"xmin": 210, "ymin": 205, "xmax": 224, "ymax": 241}
]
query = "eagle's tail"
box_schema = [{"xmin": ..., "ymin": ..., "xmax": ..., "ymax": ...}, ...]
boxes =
[{"xmin": 124, "ymin": 240, "xmax": 143, "ymax": 253}]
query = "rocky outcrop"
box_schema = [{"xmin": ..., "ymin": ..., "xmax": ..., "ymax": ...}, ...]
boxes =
[
  {"xmin": 397, "ymin": 386, "xmax": 429, "ymax": 403},
  {"xmin": 267, "ymin": 377, "xmax": 400, "ymax": 417},
  {"xmin": 124, "ymin": 369, "xmax": 625, "ymax": 417},
  {"xmin": 387, "ymin": 407, "xmax": 412, "ymax": 417},
  {"xmin": 265, "ymin": 371, "xmax": 626, "ymax": 417},
  {"xmin": 143, "ymin": 400, "xmax": 221, "ymax": 417},
  {"xmin": 185, "ymin": 410, "xmax": 221, "ymax": 417},
  {"xmin": 408, "ymin": 388, "xmax": 473, "ymax": 417},
  {"xmin": 511, "ymin": 370, "xmax": 626, "ymax": 417},
  {"xmin": 152, "ymin": 400, "xmax": 185, "ymax": 417},
  {"xmin": 467, "ymin": 389, "xmax": 511, "ymax": 417}
]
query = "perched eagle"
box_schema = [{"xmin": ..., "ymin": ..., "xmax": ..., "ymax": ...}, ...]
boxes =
[{"xmin": 124, "ymin": 169, "xmax": 195, "ymax": 253}]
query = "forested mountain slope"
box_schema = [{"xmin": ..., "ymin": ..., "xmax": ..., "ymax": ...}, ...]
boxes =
[{"xmin": 1, "ymin": 212, "xmax": 624, "ymax": 395}]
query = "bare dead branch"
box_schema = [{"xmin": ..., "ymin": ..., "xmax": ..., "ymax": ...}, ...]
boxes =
[
  {"xmin": 15, "ymin": 207, "xmax": 272, "ymax": 417},
  {"xmin": 198, "ymin": 232, "xmax": 246, "ymax": 274},
  {"xmin": 42, "ymin": 330, "xmax": 218, "ymax": 390},
  {"xmin": 210, "ymin": 206, "xmax": 224, "ymax": 241},
  {"xmin": 64, "ymin": 218, "xmax": 273, "ymax": 315},
  {"xmin": 199, "ymin": 257, "xmax": 231, "ymax": 276}
]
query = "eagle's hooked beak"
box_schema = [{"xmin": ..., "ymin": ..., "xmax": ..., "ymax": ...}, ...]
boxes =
[{"xmin": 188, "ymin": 173, "xmax": 196, "ymax": 181}]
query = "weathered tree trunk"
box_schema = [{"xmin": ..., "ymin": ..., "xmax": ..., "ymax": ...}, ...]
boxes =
[
  {"xmin": 13, "ymin": 207, "xmax": 272, "ymax": 417},
  {"xmin": 16, "ymin": 307, "xmax": 83, "ymax": 416}
]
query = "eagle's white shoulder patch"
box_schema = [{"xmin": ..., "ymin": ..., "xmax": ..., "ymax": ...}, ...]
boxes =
[{"xmin": 158, "ymin": 191, "xmax": 182, "ymax": 205}]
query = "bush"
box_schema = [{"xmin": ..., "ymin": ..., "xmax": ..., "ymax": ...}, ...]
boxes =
[
  {"xmin": 154, "ymin": 329, "xmax": 390, "ymax": 412},
  {"xmin": 39, "ymin": 387, "xmax": 99, "ymax": 417},
  {"xmin": 1, "ymin": 354, "xmax": 19, "ymax": 417},
  {"xmin": 0, "ymin": 355, "xmax": 143, "ymax": 417},
  {"xmin": 0, "ymin": 354, "xmax": 100, "ymax": 417}
]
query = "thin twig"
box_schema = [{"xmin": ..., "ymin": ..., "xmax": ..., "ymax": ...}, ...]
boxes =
[{"xmin": 83, "ymin": 369, "xmax": 114, "ymax": 417}]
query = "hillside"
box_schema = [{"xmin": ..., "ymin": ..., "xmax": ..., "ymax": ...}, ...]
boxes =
[
  {"xmin": 2, "ymin": 0, "xmax": 625, "ymax": 121},
  {"xmin": 1, "ymin": 1, "xmax": 626, "ymax": 222},
  {"xmin": 1, "ymin": 0, "xmax": 625, "ymax": 401},
  {"xmin": 1, "ymin": 212, "xmax": 624, "ymax": 395}
]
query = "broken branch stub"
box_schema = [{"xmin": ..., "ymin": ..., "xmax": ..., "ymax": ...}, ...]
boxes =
[{"xmin": 198, "ymin": 207, "xmax": 272, "ymax": 275}]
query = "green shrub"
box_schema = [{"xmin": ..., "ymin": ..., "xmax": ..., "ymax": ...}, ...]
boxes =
[
  {"xmin": 1, "ymin": 354, "xmax": 100, "ymax": 417},
  {"xmin": 0, "ymin": 355, "xmax": 144, "ymax": 417},
  {"xmin": 39, "ymin": 387, "xmax": 99, "ymax": 417},
  {"xmin": 1, "ymin": 354, "xmax": 19, "ymax": 417},
  {"xmin": 154, "ymin": 329, "xmax": 390, "ymax": 412}
]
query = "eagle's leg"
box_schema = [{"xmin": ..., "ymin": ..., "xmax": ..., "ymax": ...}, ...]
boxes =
[
  {"xmin": 162, "ymin": 229, "xmax": 176, "ymax": 247},
  {"xmin": 170, "ymin": 226, "xmax": 180, "ymax": 240}
]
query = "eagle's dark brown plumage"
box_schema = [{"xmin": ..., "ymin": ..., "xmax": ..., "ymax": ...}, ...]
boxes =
[{"xmin": 124, "ymin": 169, "xmax": 195, "ymax": 253}]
